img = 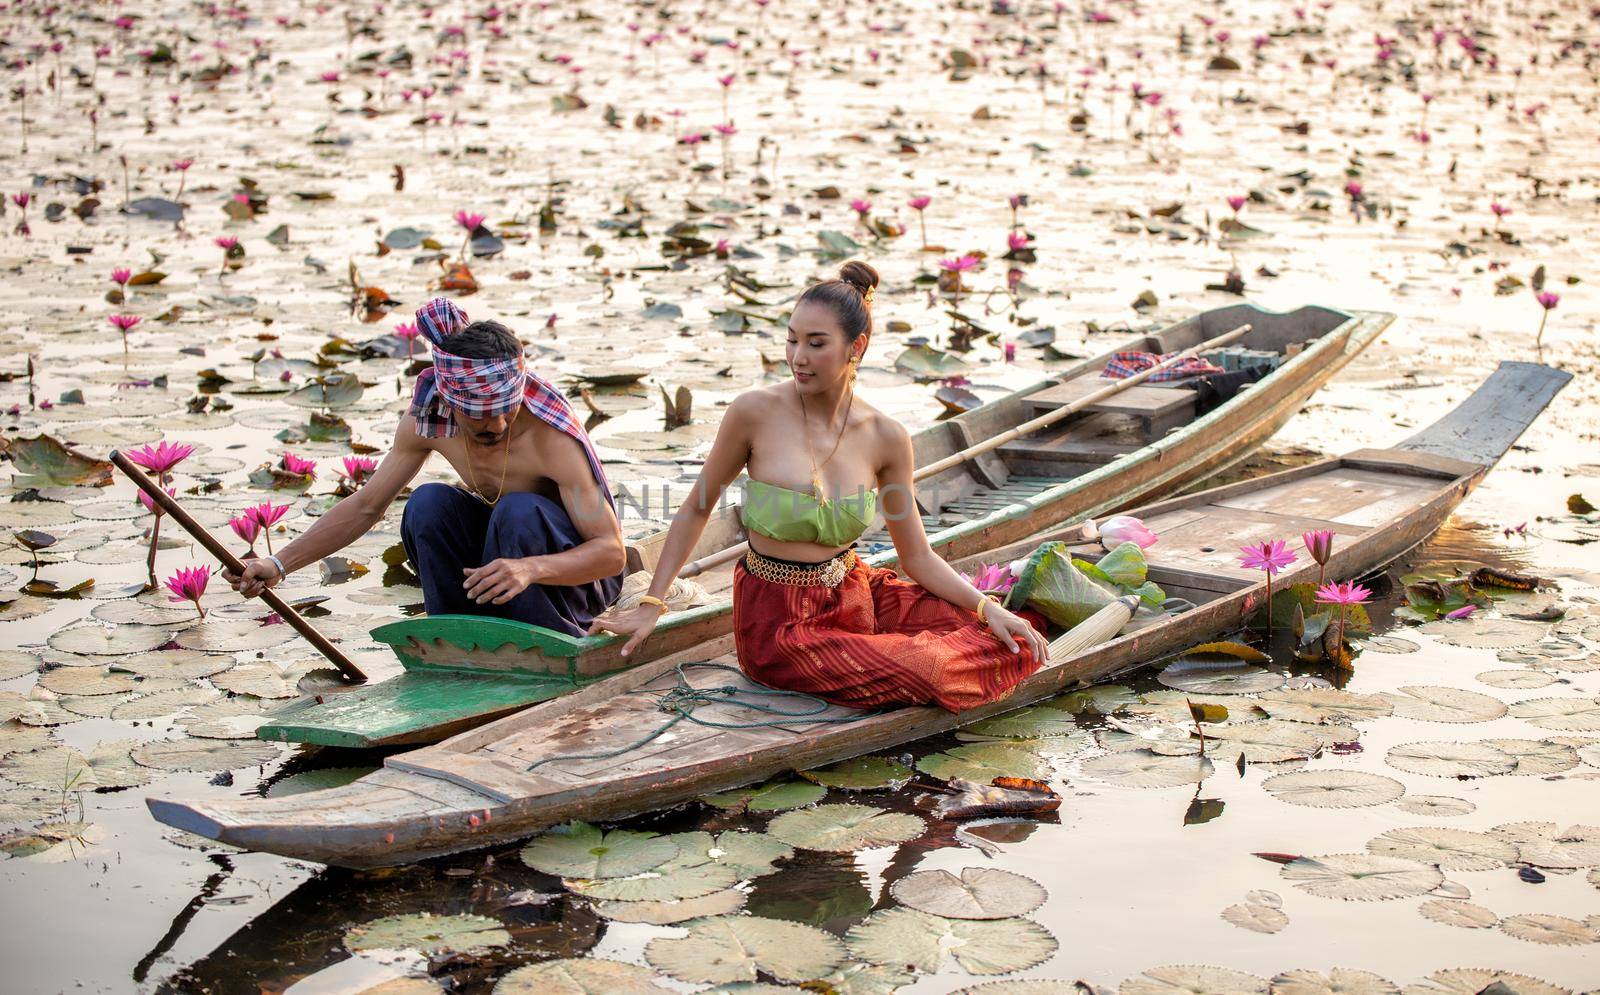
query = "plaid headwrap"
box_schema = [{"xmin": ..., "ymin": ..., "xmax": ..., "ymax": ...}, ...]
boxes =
[
  {"xmin": 1101, "ymin": 350, "xmax": 1225, "ymax": 382},
  {"xmin": 408, "ymin": 298, "xmax": 613, "ymax": 508}
]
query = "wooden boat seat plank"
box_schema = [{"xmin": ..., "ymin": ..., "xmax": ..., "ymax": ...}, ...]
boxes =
[
  {"xmin": 1027, "ymin": 377, "xmax": 1198, "ymax": 419},
  {"xmin": 1211, "ymin": 467, "xmax": 1436, "ymax": 527}
]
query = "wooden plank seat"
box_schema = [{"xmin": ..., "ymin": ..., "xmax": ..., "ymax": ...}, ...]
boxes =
[{"xmin": 1025, "ymin": 376, "xmax": 1199, "ymax": 440}]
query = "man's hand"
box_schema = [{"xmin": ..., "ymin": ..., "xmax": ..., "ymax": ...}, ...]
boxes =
[
  {"xmin": 223, "ymin": 558, "xmax": 282, "ymax": 599},
  {"xmin": 463, "ymin": 557, "xmax": 541, "ymax": 605}
]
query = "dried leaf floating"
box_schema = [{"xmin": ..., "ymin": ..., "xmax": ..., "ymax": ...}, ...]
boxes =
[
  {"xmin": 767, "ymin": 804, "xmax": 925, "ymax": 853},
  {"xmin": 1279, "ymin": 853, "xmax": 1444, "ymax": 901},
  {"xmin": 519, "ymin": 821, "xmax": 676, "ymax": 879},
  {"xmin": 343, "ymin": 912, "xmax": 511, "ymax": 955},
  {"xmin": 1, "ymin": 435, "xmax": 114, "ymax": 487},
  {"xmin": 492, "ymin": 958, "xmax": 674, "ymax": 995},
  {"xmin": 845, "ymin": 907, "xmax": 1058, "ymax": 976},
  {"xmin": 888, "ymin": 867, "xmax": 1047, "ymax": 920},
  {"xmin": 934, "ymin": 777, "xmax": 1061, "ymax": 820},
  {"xmin": 644, "ymin": 915, "xmax": 845, "ymax": 985},
  {"xmin": 1118, "ymin": 964, "xmax": 1268, "ymax": 995},
  {"xmin": 1261, "ymin": 770, "xmax": 1405, "ymax": 809}
]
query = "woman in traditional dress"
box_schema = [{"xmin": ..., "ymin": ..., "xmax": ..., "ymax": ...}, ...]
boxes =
[{"xmin": 587, "ymin": 262, "xmax": 1050, "ymax": 712}]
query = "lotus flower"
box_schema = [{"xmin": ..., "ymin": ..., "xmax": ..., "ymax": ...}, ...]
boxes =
[
  {"xmin": 964, "ymin": 562, "xmax": 1016, "ymax": 594},
  {"xmin": 341, "ymin": 456, "xmax": 378, "ymax": 484},
  {"xmin": 165, "ymin": 565, "xmax": 211, "ymax": 619},
  {"xmin": 939, "ymin": 254, "xmax": 980, "ymax": 273},
  {"xmin": 228, "ymin": 514, "xmax": 261, "ymax": 550},
  {"xmin": 1240, "ymin": 539, "xmax": 1297, "ymax": 639},
  {"xmin": 908, "ymin": 196, "xmax": 932, "ymax": 246},
  {"xmin": 850, "ymin": 198, "xmax": 872, "ymax": 217},
  {"xmin": 137, "ymin": 485, "xmax": 177, "ymax": 516},
  {"xmin": 1098, "ymin": 516, "xmax": 1158, "ymax": 550},
  {"xmin": 245, "ymin": 501, "xmax": 289, "ymax": 554},
  {"xmin": 908, "ymin": 196, "xmax": 931, "ymax": 211},
  {"xmin": 453, "ymin": 210, "xmax": 486, "ymax": 231},
  {"xmin": 108, "ymin": 314, "xmax": 142, "ymax": 333},
  {"xmin": 1315, "ymin": 580, "xmax": 1370, "ymax": 669},
  {"xmin": 1534, "ymin": 291, "xmax": 1559, "ymax": 356},
  {"xmin": 1302, "ymin": 528, "xmax": 1334, "ymax": 585},
  {"xmin": 1226, "ymin": 195, "xmax": 1246, "ymax": 214},
  {"xmin": 126, "ymin": 440, "xmax": 196, "ymax": 477},
  {"xmin": 280, "ymin": 453, "xmax": 317, "ymax": 479},
  {"xmin": 111, "ymin": 267, "xmax": 132, "ymax": 287}
]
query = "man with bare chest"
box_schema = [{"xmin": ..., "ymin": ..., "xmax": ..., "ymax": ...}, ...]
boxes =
[{"xmin": 224, "ymin": 298, "xmax": 625, "ymax": 636}]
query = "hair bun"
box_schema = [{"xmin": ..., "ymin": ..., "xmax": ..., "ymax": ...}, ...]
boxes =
[{"xmin": 837, "ymin": 260, "xmax": 881, "ymax": 299}]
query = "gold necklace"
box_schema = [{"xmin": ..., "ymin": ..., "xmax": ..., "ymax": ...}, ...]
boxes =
[
  {"xmin": 462, "ymin": 405, "xmax": 520, "ymax": 505},
  {"xmin": 797, "ymin": 379, "xmax": 853, "ymax": 504}
]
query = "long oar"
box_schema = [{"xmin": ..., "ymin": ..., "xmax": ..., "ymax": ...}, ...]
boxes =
[
  {"xmin": 680, "ymin": 322, "xmax": 1253, "ymax": 579},
  {"xmin": 111, "ymin": 451, "xmax": 367, "ymax": 684}
]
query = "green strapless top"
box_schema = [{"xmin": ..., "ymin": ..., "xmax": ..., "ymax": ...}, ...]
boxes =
[{"xmin": 742, "ymin": 478, "xmax": 877, "ymax": 547}]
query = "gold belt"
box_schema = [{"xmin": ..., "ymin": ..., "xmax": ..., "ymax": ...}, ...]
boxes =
[{"xmin": 744, "ymin": 548, "xmax": 857, "ymax": 588}]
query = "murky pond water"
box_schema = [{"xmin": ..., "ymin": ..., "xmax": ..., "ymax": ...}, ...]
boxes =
[{"xmin": 1, "ymin": 0, "xmax": 1597, "ymax": 992}]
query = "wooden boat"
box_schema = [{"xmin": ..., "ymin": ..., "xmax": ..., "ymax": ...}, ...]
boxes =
[
  {"xmin": 261, "ymin": 303, "xmax": 1392, "ymax": 748},
  {"xmin": 151, "ymin": 362, "xmax": 1570, "ymax": 866}
]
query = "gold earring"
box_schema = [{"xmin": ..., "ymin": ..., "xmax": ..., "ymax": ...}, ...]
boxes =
[{"xmin": 849, "ymin": 354, "xmax": 860, "ymax": 385}]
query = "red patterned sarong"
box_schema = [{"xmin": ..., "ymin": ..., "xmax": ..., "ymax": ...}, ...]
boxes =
[{"xmin": 733, "ymin": 556, "xmax": 1047, "ymax": 712}]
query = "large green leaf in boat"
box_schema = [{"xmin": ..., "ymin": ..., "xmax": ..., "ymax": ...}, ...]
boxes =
[
  {"xmin": 1005, "ymin": 541, "xmax": 1162, "ymax": 629},
  {"xmin": 520, "ymin": 821, "xmax": 677, "ymax": 879},
  {"xmin": 845, "ymin": 907, "xmax": 1057, "ymax": 976},
  {"xmin": 644, "ymin": 914, "xmax": 846, "ymax": 985},
  {"xmin": 768, "ymin": 803, "xmax": 925, "ymax": 852},
  {"xmin": 343, "ymin": 912, "xmax": 511, "ymax": 954}
]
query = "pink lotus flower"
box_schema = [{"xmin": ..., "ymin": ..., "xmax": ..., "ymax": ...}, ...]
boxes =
[
  {"xmin": 1006, "ymin": 231, "xmax": 1031, "ymax": 252},
  {"xmin": 319, "ymin": 70, "xmax": 340, "ymax": 83},
  {"xmin": 393, "ymin": 321, "xmax": 419, "ymax": 340},
  {"xmin": 939, "ymin": 254, "xmax": 980, "ymax": 273},
  {"xmin": 1536, "ymin": 291, "xmax": 1559, "ymax": 310},
  {"xmin": 908, "ymin": 196, "xmax": 931, "ymax": 211},
  {"xmin": 228, "ymin": 514, "xmax": 261, "ymax": 549},
  {"xmin": 1534, "ymin": 291, "xmax": 1559, "ymax": 356},
  {"xmin": 1490, "ymin": 201, "xmax": 1511, "ymax": 219},
  {"xmin": 172, "ymin": 158, "xmax": 195, "ymax": 171},
  {"xmin": 341, "ymin": 455, "xmax": 378, "ymax": 483},
  {"xmin": 964, "ymin": 562, "xmax": 1016, "ymax": 594},
  {"xmin": 1240, "ymin": 539, "xmax": 1296, "ymax": 576},
  {"xmin": 245, "ymin": 501, "xmax": 289, "ymax": 529},
  {"xmin": 1314, "ymin": 580, "xmax": 1370, "ymax": 606},
  {"xmin": 1226, "ymin": 195, "xmax": 1247, "ymax": 213},
  {"xmin": 165, "ymin": 565, "xmax": 211, "ymax": 619},
  {"xmin": 215, "ymin": 236, "xmax": 238, "ymax": 250},
  {"xmin": 717, "ymin": 73, "xmax": 735, "ymax": 87},
  {"xmin": 712, "ymin": 122, "xmax": 737, "ymax": 137},
  {"xmin": 453, "ymin": 210, "xmax": 486, "ymax": 231},
  {"xmin": 1302, "ymin": 529, "xmax": 1334, "ymax": 585},
  {"xmin": 1099, "ymin": 515, "xmax": 1158, "ymax": 550},
  {"xmin": 108, "ymin": 314, "xmax": 142, "ymax": 333},
  {"xmin": 111, "ymin": 268, "xmax": 132, "ymax": 286},
  {"xmin": 281, "ymin": 453, "xmax": 317, "ymax": 479},
  {"xmin": 1444, "ymin": 604, "xmax": 1478, "ymax": 620},
  {"xmin": 850, "ymin": 198, "xmax": 872, "ymax": 216},
  {"xmin": 138, "ymin": 484, "xmax": 177, "ymax": 516},
  {"xmin": 11, "ymin": 193, "xmax": 31, "ymax": 210},
  {"xmin": 1344, "ymin": 181, "xmax": 1363, "ymax": 200},
  {"xmin": 126, "ymin": 440, "xmax": 196, "ymax": 476}
]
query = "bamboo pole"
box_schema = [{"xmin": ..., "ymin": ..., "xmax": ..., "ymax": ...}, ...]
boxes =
[
  {"xmin": 681, "ymin": 322, "xmax": 1253, "ymax": 579},
  {"xmin": 111, "ymin": 451, "xmax": 367, "ymax": 683}
]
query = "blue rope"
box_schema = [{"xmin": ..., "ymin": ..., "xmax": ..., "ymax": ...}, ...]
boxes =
[{"xmin": 525, "ymin": 662, "xmax": 866, "ymax": 772}]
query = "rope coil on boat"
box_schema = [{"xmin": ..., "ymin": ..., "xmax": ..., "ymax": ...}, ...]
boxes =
[{"xmin": 525, "ymin": 662, "xmax": 868, "ymax": 772}]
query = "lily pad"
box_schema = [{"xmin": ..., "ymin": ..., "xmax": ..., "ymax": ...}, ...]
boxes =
[
  {"xmin": 917, "ymin": 742, "xmax": 1051, "ymax": 782},
  {"xmin": 1157, "ymin": 658, "xmax": 1283, "ymax": 695},
  {"xmin": 957, "ymin": 706, "xmax": 1088, "ymax": 743},
  {"xmin": 665, "ymin": 830, "xmax": 793, "ymax": 879},
  {"xmin": 344, "ymin": 912, "xmax": 511, "ymax": 954},
  {"xmin": 0, "ymin": 741, "xmax": 148, "ymax": 790},
  {"xmin": 1385, "ymin": 741, "xmax": 1516, "ymax": 778},
  {"xmin": 845, "ymin": 907, "xmax": 1057, "ymax": 976},
  {"xmin": 131, "ymin": 739, "xmax": 280, "ymax": 772},
  {"xmin": 1354, "ymin": 635, "xmax": 1421, "ymax": 654},
  {"xmin": 520, "ymin": 821, "xmax": 677, "ymax": 879},
  {"xmin": 1119, "ymin": 965, "xmax": 1268, "ymax": 995},
  {"xmin": 1481, "ymin": 738, "xmax": 1580, "ymax": 776},
  {"xmin": 1256, "ymin": 688, "xmax": 1393, "ymax": 725},
  {"xmin": 1476, "ymin": 670, "xmax": 1557, "ymax": 689},
  {"xmin": 889, "ymin": 867, "xmax": 1047, "ymax": 920},
  {"xmin": 1279, "ymin": 853, "xmax": 1443, "ymax": 901},
  {"xmin": 1497, "ymin": 913, "xmax": 1598, "ymax": 946},
  {"xmin": 211, "ymin": 660, "xmax": 334, "ymax": 699},
  {"xmin": 174, "ymin": 618, "xmax": 296, "ymax": 652},
  {"xmin": 1150, "ymin": 720, "xmax": 1324, "ymax": 763},
  {"xmin": 1079, "ymin": 750, "xmax": 1214, "ymax": 788},
  {"xmin": 1507, "ymin": 696, "xmax": 1600, "ymax": 732},
  {"xmin": 1220, "ymin": 902, "xmax": 1288, "ymax": 934},
  {"xmin": 593, "ymin": 888, "xmax": 747, "ymax": 925},
  {"xmin": 0, "ymin": 651, "xmax": 41, "ymax": 680},
  {"xmin": 801, "ymin": 756, "xmax": 913, "ymax": 791},
  {"xmin": 1406, "ymin": 969, "xmax": 1570, "ymax": 995},
  {"xmin": 35, "ymin": 666, "xmax": 138, "ymax": 697},
  {"xmin": 567, "ymin": 859, "xmax": 739, "ymax": 902},
  {"xmin": 767, "ymin": 804, "xmax": 925, "ymax": 852},
  {"xmin": 1419, "ymin": 617, "xmax": 1549, "ymax": 648},
  {"xmin": 1261, "ymin": 770, "xmax": 1405, "ymax": 809},
  {"xmin": 1365, "ymin": 827, "xmax": 1517, "ymax": 871},
  {"xmin": 1419, "ymin": 899, "xmax": 1499, "ymax": 929},
  {"xmin": 47, "ymin": 623, "xmax": 170, "ymax": 657},
  {"xmin": 1494, "ymin": 823, "xmax": 1600, "ymax": 869},
  {"xmin": 1381, "ymin": 686, "xmax": 1507, "ymax": 723},
  {"xmin": 1394, "ymin": 795, "xmax": 1476, "ymax": 817},
  {"xmin": 644, "ymin": 915, "xmax": 846, "ymax": 985},
  {"xmin": 112, "ymin": 686, "xmax": 221, "ymax": 721},
  {"xmin": 493, "ymin": 958, "xmax": 673, "ymax": 995},
  {"xmin": 702, "ymin": 779, "xmax": 825, "ymax": 812},
  {"xmin": 1266, "ymin": 969, "xmax": 1398, "ymax": 995}
]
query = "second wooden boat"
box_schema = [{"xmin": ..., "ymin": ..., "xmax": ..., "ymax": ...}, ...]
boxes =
[
  {"xmin": 152, "ymin": 362, "xmax": 1570, "ymax": 866},
  {"xmin": 262, "ymin": 303, "xmax": 1390, "ymax": 748}
]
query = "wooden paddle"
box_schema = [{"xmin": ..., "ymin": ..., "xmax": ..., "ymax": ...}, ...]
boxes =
[
  {"xmin": 679, "ymin": 322, "xmax": 1254, "ymax": 579},
  {"xmin": 111, "ymin": 451, "xmax": 368, "ymax": 684}
]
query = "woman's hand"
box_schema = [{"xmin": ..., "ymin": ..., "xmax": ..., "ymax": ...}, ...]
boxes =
[
  {"xmin": 983, "ymin": 602, "xmax": 1050, "ymax": 662},
  {"xmin": 585, "ymin": 604, "xmax": 664, "ymax": 657},
  {"xmin": 223, "ymin": 558, "xmax": 282, "ymax": 599}
]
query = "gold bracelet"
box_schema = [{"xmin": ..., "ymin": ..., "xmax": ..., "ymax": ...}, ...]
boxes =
[
  {"xmin": 975, "ymin": 595, "xmax": 999, "ymax": 622},
  {"xmin": 638, "ymin": 595, "xmax": 670, "ymax": 614}
]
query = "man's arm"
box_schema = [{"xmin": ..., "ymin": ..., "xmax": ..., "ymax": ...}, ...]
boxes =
[
  {"xmin": 462, "ymin": 428, "xmax": 625, "ymax": 604},
  {"xmin": 226, "ymin": 419, "xmax": 429, "ymax": 597}
]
